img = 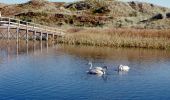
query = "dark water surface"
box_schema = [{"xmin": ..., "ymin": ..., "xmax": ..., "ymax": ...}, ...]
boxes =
[{"xmin": 0, "ymin": 40, "xmax": 170, "ymax": 100}]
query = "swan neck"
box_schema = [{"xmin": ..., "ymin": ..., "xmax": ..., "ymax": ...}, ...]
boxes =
[{"xmin": 89, "ymin": 63, "xmax": 93, "ymax": 69}]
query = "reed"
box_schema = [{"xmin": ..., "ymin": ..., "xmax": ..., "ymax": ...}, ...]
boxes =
[{"xmin": 57, "ymin": 27, "xmax": 170, "ymax": 49}]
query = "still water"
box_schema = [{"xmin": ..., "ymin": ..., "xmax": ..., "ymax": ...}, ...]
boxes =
[{"xmin": 0, "ymin": 40, "xmax": 170, "ymax": 100}]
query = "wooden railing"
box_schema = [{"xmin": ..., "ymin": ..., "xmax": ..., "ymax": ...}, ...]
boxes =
[
  {"xmin": 0, "ymin": 17, "xmax": 66, "ymax": 36},
  {"xmin": 0, "ymin": 17, "xmax": 66, "ymax": 42}
]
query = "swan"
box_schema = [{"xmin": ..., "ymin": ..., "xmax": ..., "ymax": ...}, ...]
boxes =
[
  {"xmin": 87, "ymin": 62, "xmax": 108, "ymax": 75},
  {"xmin": 88, "ymin": 62, "xmax": 103, "ymax": 70},
  {"xmin": 118, "ymin": 65, "xmax": 130, "ymax": 72}
]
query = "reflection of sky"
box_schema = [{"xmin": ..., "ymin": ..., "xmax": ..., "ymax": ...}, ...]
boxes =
[
  {"xmin": 0, "ymin": 57, "xmax": 4, "ymax": 64},
  {"xmin": 0, "ymin": 50, "xmax": 6, "ymax": 64},
  {"xmin": 0, "ymin": 0, "xmax": 169, "ymax": 8}
]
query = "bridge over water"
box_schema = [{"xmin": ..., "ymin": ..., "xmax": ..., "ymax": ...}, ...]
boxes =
[{"xmin": 0, "ymin": 17, "xmax": 66, "ymax": 42}]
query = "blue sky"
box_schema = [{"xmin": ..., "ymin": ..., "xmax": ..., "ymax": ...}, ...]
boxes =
[{"xmin": 0, "ymin": 0, "xmax": 169, "ymax": 8}]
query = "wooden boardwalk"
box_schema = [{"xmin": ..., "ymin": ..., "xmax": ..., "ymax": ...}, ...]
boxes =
[{"xmin": 0, "ymin": 17, "xmax": 66, "ymax": 42}]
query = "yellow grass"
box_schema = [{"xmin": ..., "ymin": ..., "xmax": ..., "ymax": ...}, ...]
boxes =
[{"xmin": 56, "ymin": 27, "xmax": 170, "ymax": 49}]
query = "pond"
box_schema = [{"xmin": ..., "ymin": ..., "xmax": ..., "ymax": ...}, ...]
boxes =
[{"xmin": 0, "ymin": 40, "xmax": 170, "ymax": 100}]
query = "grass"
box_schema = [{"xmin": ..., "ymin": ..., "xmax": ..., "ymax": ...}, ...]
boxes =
[{"xmin": 56, "ymin": 27, "xmax": 170, "ymax": 49}]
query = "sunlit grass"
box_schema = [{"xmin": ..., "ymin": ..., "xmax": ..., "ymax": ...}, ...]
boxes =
[{"xmin": 57, "ymin": 27, "xmax": 170, "ymax": 49}]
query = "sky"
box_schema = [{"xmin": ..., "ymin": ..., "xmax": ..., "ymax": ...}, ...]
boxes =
[{"xmin": 0, "ymin": 0, "xmax": 169, "ymax": 8}]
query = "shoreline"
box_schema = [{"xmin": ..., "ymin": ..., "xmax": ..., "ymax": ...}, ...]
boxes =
[{"xmin": 56, "ymin": 27, "xmax": 170, "ymax": 50}]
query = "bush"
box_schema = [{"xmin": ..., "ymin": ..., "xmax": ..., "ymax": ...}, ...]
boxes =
[
  {"xmin": 166, "ymin": 13, "xmax": 170, "ymax": 18},
  {"xmin": 28, "ymin": 0, "xmax": 48, "ymax": 6},
  {"xmin": 150, "ymin": 13, "xmax": 165, "ymax": 20},
  {"xmin": 83, "ymin": 0, "xmax": 111, "ymax": 14},
  {"xmin": 93, "ymin": 6, "xmax": 110, "ymax": 14}
]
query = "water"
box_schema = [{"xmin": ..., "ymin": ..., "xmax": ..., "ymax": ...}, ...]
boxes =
[{"xmin": 0, "ymin": 40, "xmax": 170, "ymax": 100}]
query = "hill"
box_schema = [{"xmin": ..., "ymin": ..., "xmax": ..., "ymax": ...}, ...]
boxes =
[{"xmin": 0, "ymin": 0, "xmax": 170, "ymax": 29}]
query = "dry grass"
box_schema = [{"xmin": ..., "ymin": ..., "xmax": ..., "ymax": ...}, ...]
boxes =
[{"xmin": 57, "ymin": 27, "xmax": 170, "ymax": 49}]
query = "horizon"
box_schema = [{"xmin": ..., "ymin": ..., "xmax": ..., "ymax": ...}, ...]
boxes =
[{"xmin": 0, "ymin": 0, "xmax": 169, "ymax": 8}]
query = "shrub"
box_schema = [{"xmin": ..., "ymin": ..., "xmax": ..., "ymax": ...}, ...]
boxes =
[
  {"xmin": 166, "ymin": 12, "xmax": 170, "ymax": 18},
  {"xmin": 27, "ymin": 0, "xmax": 48, "ymax": 6}
]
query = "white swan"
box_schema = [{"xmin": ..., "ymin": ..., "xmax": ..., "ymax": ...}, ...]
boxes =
[
  {"xmin": 88, "ymin": 62, "xmax": 103, "ymax": 70},
  {"xmin": 118, "ymin": 65, "xmax": 130, "ymax": 72},
  {"xmin": 87, "ymin": 62, "xmax": 108, "ymax": 75}
]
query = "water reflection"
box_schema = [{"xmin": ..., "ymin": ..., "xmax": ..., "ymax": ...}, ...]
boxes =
[
  {"xmin": 84, "ymin": 74, "xmax": 109, "ymax": 82},
  {"xmin": 1, "ymin": 41, "xmax": 170, "ymax": 100},
  {"xmin": 0, "ymin": 40, "xmax": 52, "ymax": 62},
  {"xmin": 57, "ymin": 45, "xmax": 170, "ymax": 68},
  {"xmin": 1, "ymin": 40, "xmax": 170, "ymax": 61},
  {"xmin": 117, "ymin": 71, "xmax": 129, "ymax": 76},
  {"xmin": 1, "ymin": 41, "xmax": 170, "ymax": 68},
  {"xmin": 57, "ymin": 45, "xmax": 170, "ymax": 61}
]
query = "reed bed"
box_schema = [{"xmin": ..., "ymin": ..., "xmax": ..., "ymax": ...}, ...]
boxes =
[{"xmin": 57, "ymin": 27, "xmax": 170, "ymax": 49}]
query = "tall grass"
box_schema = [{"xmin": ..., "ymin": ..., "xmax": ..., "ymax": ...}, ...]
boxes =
[{"xmin": 57, "ymin": 27, "xmax": 170, "ymax": 49}]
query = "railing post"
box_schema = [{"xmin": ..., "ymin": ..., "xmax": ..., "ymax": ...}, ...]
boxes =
[
  {"xmin": 46, "ymin": 33, "xmax": 48, "ymax": 41},
  {"xmin": 26, "ymin": 22, "xmax": 28, "ymax": 42},
  {"xmin": 45, "ymin": 26, "xmax": 48, "ymax": 41},
  {"xmin": 52, "ymin": 33, "xmax": 55, "ymax": 42},
  {"xmin": 33, "ymin": 24, "xmax": 36, "ymax": 41},
  {"xmin": 40, "ymin": 32, "xmax": 42, "ymax": 41},
  {"xmin": 0, "ymin": 17, "xmax": 2, "ymax": 39},
  {"xmin": 0, "ymin": 16, "xmax": 1, "ymax": 23},
  {"xmin": 16, "ymin": 20, "xmax": 20, "ymax": 43},
  {"xmin": 7, "ymin": 18, "xmax": 10, "ymax": 42}
]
